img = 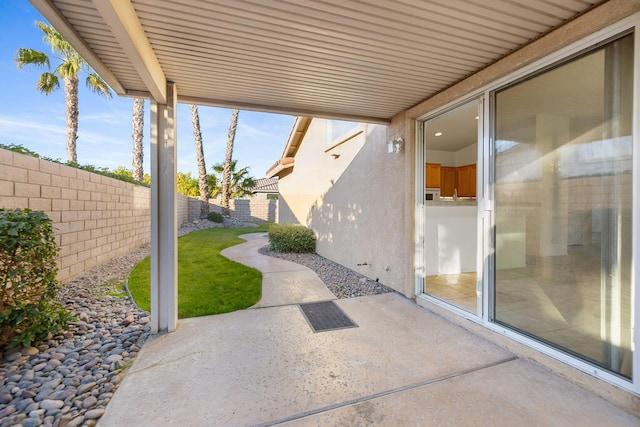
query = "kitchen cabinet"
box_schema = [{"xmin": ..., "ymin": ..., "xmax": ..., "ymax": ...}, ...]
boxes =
[
  {"xmin": 440, "ymin": 167, "xmax": 456, "ymax": 197},
  {"xmin": 457, "ymin": 164, "xmax": 476, "ymax": 197},
  {"xmin": 425, "ymin": 163, "xmax": 441, "ymax": 188}
]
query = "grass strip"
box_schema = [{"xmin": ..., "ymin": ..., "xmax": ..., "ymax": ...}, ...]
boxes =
[{"xmin": 128, "ymin": 224, "xmax": 268, "ymax": 318}]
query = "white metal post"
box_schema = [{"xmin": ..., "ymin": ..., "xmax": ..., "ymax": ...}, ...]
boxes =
[{"xmin": 150, "ymin": 82, "xmax": 178, "ymax": 333}]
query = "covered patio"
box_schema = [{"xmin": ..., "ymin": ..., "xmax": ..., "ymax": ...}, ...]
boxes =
[
  {"xmin": 29, "ymin": 0, "xmax": 612, "ymax": 333},
  {"xmin": 29, "ymin": 0, "xmax": 640, "ymax": 421}
]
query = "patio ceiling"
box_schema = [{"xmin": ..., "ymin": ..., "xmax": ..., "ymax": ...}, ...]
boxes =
[{"xmin": 32, "ymin": 0, "xmax": 602, "ymax": 124}]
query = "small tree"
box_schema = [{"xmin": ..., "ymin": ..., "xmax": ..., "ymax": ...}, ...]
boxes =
[
  {"xmin": 211, "ymin": 160, "xmax": 255, "ymax": 200},
  {"xmin": 0, "ymin": 209, "xmax": 72, "ymax": 348}
]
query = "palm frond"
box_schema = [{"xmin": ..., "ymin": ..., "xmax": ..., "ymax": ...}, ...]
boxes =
[
  {"xmin": 86, "ymin": 73, "xmax": 112, "ymax": 98},
  {"xmin": 56, "ymin": 60, "xmax": 81, "ymax": 79},
  {"xmin": 14, "ymin": 48, "xmax": 50, "ymax": 70},
  {"xmin": 36, "ymin": 21, "xmax": 75, "ymax": 57},
  {"xmin": 36, "ymin": 72, "xmax": 60, "ymax": 95}
]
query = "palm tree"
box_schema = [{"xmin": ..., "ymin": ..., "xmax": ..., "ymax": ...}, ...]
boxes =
[
  {"xmin": 190, "ymin": 105, "xmax": 210, "ymax": 217},
  {"xmin": 221, "ymin": 109, "xmax": 239, "ymax": 215},
  {"xmin": 131, "ymin": 98, "xmax": 144, "ymax": 181},
  {"xmin": 212, "ymin": 160, "xmax": 256, "ymax": 200},
  {"xmin": 15, "ymin": 21, "xmax": 111, "ymax": 164}
]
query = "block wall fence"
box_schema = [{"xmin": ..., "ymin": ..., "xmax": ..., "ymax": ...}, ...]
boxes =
[{"xmin": 0, "ymin": 149, "xmax": 277, "ymax": 283}]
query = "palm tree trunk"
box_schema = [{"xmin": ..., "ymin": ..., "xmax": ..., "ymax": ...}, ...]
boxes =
[
  {"xmin": 190, "ymin": 105, "xmax": 210, "ymax": 217},
  {"xmin": 132, "ymin": 98, "xmax": 145, "ymax": 181},
  {"xmin": 222, "ymin": 109, "xmax": 239, "ymax": 215},
  {"xmin": 64, "ymin": 75, "xmax": 79, "ymax": 163}
]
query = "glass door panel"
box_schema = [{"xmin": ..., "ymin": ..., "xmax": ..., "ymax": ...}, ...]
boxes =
[
  {"xmin": 424, "ymin": 101, "xmax": 481, "ymax": 314},
  {"xmin": 493, "ymin": 34, "xmax": 633, "ymax": 378}
]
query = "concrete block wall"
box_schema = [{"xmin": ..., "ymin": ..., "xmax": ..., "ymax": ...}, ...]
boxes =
[
  {"xmin": 0, "ymin": 148, "xmax": 151, "ymax": 283},
  {"xmin": 199, "ymin": 198, "xmax": 277, "ymax": 223}
]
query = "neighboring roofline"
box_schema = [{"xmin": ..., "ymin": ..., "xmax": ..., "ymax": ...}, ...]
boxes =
[
  {"xmin": 266, "ymin": 157, "xmax": 295, "ymax": 178},
  {"xmin": 266, "ymin": 117, "xmax": 312, "ymax": 178}
]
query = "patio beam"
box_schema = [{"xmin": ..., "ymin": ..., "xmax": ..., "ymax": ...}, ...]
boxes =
[
  {"xmin": 150, "ymin": 82, "xmax": 178, "ymax": 333},
  {"xmin": 92, "ymin": 0, "xmax": 166, "ymax": 104}
]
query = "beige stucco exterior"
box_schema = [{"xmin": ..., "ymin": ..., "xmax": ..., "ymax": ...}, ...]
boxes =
[{"xmin": 277, "ymin": 120, "xmax": 414, "ymax": 297}]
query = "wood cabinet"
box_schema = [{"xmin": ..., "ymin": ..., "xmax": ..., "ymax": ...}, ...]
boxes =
[
  {"xmin": 456, "ymin": 164, "xmax": 476, "ymax": 197},
  {"xmin": 427, "ymin": 162, "xmax": 477, "ymax": 197},
  {"xmin": 425, "ymin": 163, "xmax": 441, "ymax": 188},
  {"xmin": 440, "ymin": 167, "xmax": 456, "ymax": 197}
]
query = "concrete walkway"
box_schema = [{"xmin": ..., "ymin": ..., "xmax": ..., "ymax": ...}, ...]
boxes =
[{"xmin": 99, "ymin": 233, "xmax": 639, "ymax": 426}]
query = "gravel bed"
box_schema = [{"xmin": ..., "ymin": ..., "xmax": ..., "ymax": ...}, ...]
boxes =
[
  {"xmin": 0, "ymin": 248, "xmax": 151, "ymax": 427},
  {"xmin": 258, "ymin": 246, "xmax": 393, "ymax": 299}
]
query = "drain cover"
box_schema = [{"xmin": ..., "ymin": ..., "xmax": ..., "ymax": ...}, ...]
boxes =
[{"xmin": 299, "ymin": 301, "xmax": 358, "ymax": 333}]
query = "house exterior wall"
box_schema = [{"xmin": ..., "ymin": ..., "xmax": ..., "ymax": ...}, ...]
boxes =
[
  {"xmin": 0, "ymin": 148, "xmax": 151, "ymax": 283},
  {"xmin": 278, "ymin": 120, "xmax": 413, "ymax": 296}
]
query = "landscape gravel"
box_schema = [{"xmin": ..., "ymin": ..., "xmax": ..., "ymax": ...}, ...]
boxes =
[
  {"xmin": 0, "ymin": 248, "xmax": 150, "ymax": 427},
  {"xmin": 258, "ymin": 246, "xmax": 393, "ymax": 299},
  {"xmin": 1, "ymin": 219, "xmax": 388, "ymax": 426}
]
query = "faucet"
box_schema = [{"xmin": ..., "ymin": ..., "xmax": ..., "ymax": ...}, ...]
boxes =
[{"xmin": 453, "ymin": 188, "xmax": 458, "ymax": 201}]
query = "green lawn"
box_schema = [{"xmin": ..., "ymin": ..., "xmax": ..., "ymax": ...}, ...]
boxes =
[{"xmin": 128, "ymin": 224, "xmax": 269, "ymax": 318}]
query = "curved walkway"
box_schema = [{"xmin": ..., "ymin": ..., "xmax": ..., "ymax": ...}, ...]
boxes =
[{"xmin": 98, "ymin": 233, "xmax": 639, "ymax": 426}]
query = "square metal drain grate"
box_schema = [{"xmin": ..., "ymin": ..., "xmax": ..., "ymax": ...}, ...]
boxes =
[{"xmin": 299, "ymin": 300, "xmax": 358, "ymax": 333}]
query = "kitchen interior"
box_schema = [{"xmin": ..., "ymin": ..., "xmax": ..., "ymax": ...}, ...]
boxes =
[{"xmin": 424, "ymin": 101, "xmax": 479, "ymax": 313}]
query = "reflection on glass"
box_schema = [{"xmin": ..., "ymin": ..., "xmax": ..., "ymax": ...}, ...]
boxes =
[{"xmin": 494, "ymin": 34, "xmax": 633, "ymax": 378}]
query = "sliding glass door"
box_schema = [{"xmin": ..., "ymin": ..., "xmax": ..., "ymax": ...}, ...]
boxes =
[{"xmin": 493, "ymin": 33, "xmax": 633, "ymax": 378}]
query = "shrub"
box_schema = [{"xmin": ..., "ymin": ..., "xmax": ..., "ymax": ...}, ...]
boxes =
[
  {"xmin": 0, "ymin": 208, "xmax": 72, "ymax": 348},
  {"xmin": 268, "ymin": 223, "xmax": 316, "ymax": 253},
  {"xmin": 207, "ymin": 211, "xmax": 224, "ymax": 223}
]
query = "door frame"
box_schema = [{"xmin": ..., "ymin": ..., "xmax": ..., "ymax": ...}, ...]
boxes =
[{"xmin": 415, "ymin": 96, "xmax": 485, "ymax": 320}]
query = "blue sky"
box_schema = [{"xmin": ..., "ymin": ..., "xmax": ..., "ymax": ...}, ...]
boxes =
[{"xmin": 0, "ymin": 0, "xmax": 295, "ymax": 178}]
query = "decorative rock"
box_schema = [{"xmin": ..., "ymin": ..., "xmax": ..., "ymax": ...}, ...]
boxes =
[
  {"xmin": 22, "ymin": 347, "xmax": 39, "ymax": 356},
  {"xmin": 105, "ymin": 354, "xmax": 123, "ymax": 364},
  {"xmin": 28, "ymin": 408, "xmax": 45, "ymax": 417},
  {"xmin": 21, "ymin": 390, "xmax": 36, "ymax": 399},
  {"xmin": 0, "ymin": 405, "xmax": 17, "ymax": 418},
  {"xmin": 40, "ymin": 399, "xmax": 64, "ymax": 410},
  {"xmin": 0, "ymin": 246, "xmax": 160, "ymax": 425},
  {"xmin": 77, "ymin": 382, "xmax": 96, "ymax": 394},
  {"xmin": 51, "ymin": 389, "xmax": 75, "ymax": 401},
  {"xmin": 32, "ymin": 363, "xmax": 47, "ymax": 372},
  {"xmin": 0, "ymin": 391, "xmax": 13, "ymax": 404},
  {"xmin": 8, "ymin": 373, "xmax": 23, "ymax": 382},
  {"xmin": 83, "ymin": 408, "xmax": 105, "ymax": 420},
  {"xmin": 22, "ymin": 370, "xmax": 35, "ymax": 381},
  {"xmin": 81, "ymin": 395, "xmax": 97, "ymax": 409},
  {"xmin": 21, "ymin": 418, "xmax": 42, "ymax": 427},
  {"xmin": 4, "ymin": 351, "xmax": 22, "ymax": 362},
  {"xmin": 66, "ymin": 415, "xmax": 85, "ymax": 427}
]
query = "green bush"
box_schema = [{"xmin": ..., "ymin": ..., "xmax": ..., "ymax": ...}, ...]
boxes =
[
  {"xmin": 0, "ymin": 208, "xmax": 72, "ymax": 348},
  {"xmin": 207, "ymin": 211, "xmax": 224, "ymax": 223},
  {"xmin": 268, "ymin": 223, "xmax": 316, "ymax": 253}
]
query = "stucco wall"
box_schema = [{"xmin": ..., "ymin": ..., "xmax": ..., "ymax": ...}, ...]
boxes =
[
  {"xmin": 278, "ymin": 120, "xmax": 412, "ymax": 296},
  {"xmin": 0, "ymin": 148, "xmax": 151, "ymax": 283}
]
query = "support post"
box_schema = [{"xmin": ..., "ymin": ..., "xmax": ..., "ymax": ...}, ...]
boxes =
[{"xmin": 150, "ymin": 82, "xmax": 178, "ymax": 333}]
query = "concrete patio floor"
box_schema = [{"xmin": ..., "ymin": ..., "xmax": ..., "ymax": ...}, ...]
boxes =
[{"xmin": 98, "ymin": 233, "xmax": 639, "ymax": 426}]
